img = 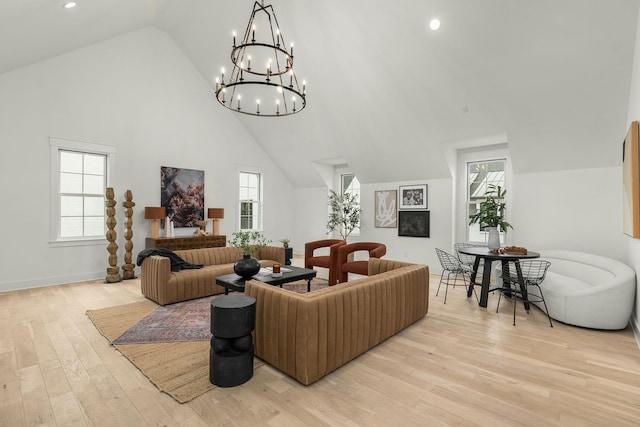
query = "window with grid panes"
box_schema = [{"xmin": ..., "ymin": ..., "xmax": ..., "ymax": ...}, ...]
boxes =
[
  {"xmin": 467, "ymin": 159, "xmax": 507, "ymax": 243},
  {"xmin": 58, "ymin": 150, "xmax": 106, "ymax": 238},
  {"xmin": 239, "ymin": 171, "xmax": 262, "ymax": 230},
  {"xmin": 50, "ymin": 138, "xmax": 115, "ymax": 245},
  {"xmin": 341, "ymin": 173, "xmax": 361, "ymax": 236}
]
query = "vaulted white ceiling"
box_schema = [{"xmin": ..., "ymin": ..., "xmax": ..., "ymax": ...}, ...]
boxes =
[{"xmin": 2, "ymin": 0, "xmax": 638, "ymax": 187}]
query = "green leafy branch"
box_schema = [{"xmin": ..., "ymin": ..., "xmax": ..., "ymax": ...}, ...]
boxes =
[{"xmin": 468, "ymin": 184, "xmax": 513, "ymax": 232}]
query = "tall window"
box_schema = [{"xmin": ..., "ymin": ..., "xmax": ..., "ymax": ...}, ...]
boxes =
[
  {"xmin": 50, "ymin": 137, "xmax": 115, "ymax": 245},
  {"xmin": 59, "ymin": 150, "xmax": 106, "ymax": 238},
  {"xmin": 239, "ymin": 171, "xmax": 262, "ymax": 230},
  {"xmin": 467, "ymin": 159, "xmax": 507, "ymax": 243},
  {"xmin": 341, "ymin": 173, "xmax": 361, "ymax": 235}
]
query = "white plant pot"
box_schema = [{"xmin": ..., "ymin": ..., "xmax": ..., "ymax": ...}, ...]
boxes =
[{"xmin": 487, "ymin": 227, "xmax": 500, "ymax": 250}]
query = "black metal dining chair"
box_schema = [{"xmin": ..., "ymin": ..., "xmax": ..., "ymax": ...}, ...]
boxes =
[
  {"xmin": 496, "ymin": 260, "xmax": 553, "ymax": 326},
  {"xmin": 454, "ymin": 242, "xmax": 483, "ymax": 275},
  {"xmin": 435, "ymin": 248, "xmax": 478, "ymax": 304}
]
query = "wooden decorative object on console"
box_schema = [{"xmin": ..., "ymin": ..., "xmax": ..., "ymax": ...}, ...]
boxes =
[
  {"xmin": 122, "ymin": 190, "xmax": 136, "ymax": 280},
  {"xmin": 105, "ymin": 187, "xmax": 122, "ymax": 283},
  {"xmin": 503, "ymin": 246, "xmax": 528, "ymax": 255},
  {"xmin": 145, "ymin": 235, "xmax": 227, "ymax": 251}
]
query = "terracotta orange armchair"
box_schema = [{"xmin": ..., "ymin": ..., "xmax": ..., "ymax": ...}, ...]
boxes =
[
  {"xmin": 336, "ymin": 242, "xmax": 387, "ymax": 283},
  {"xmin": 304, "ymin": 239, "xmax": 346, "ymax": 285}
]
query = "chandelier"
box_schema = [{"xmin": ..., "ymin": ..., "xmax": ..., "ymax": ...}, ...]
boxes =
[{"xmin": 215, "ymin": 1, "xmax": 307, "ymax": 117}]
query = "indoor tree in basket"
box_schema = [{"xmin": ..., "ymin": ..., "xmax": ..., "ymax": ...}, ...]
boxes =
[
  {"xmin": 228, "ymin": 231, "xmax": 271, "ymax": 279},
  {"xmin": 327, "ymin": 189, "xmax": 362, "ymax": 241},
  {"xmin": 468, "ymin": 184, "xmax": 512, "ymax": 250}
]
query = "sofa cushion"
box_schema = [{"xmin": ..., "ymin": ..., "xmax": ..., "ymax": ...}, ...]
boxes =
[
  {"xmin": 541, "ymin": 258, "xmax": 614, "ymax": 286},
  {"xmin": 542, "ymin": 271, "xmax": 593, "ymax": 293},
  {"xmin": 176, "ymin": 246, "xmax": 243, "ymax": 266},
  {"xmin": 169, "ymin": 264, "xmax": 235, "ymax": 285},
  {"xmin": 305, "ymin": 255, "xmax": 331, "ymax": 268}
]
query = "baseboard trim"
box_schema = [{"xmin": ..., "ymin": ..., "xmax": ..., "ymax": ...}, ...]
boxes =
[{"xmin": 0, "ymin": 268, "xmax": 139, "ymax": 293}]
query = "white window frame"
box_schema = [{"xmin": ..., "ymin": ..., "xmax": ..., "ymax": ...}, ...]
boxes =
[
  {"xmin": 238, "ymin": 169, "xmax": 263, "ymax": 231},
  {"xmin": 466, "ymin": 158, "xmax": 508, "ymax": 244},
  {"xmin": 49, "ymin": 137, "xmax": 116, "ymax": 247}
]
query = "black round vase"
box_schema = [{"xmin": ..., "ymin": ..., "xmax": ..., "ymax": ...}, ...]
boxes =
[{"xmin": 234, "ymin": 255, "xmax": 260, "ymax": 279}]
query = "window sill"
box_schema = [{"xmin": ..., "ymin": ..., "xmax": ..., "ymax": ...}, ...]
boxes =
[{"xmin": 49, "ymin": 238, "xmax": 108, "ymax": 248}]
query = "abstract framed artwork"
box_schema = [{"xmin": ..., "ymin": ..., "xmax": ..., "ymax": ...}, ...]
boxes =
[
  {"xmin": 398, "ymin": 211, "xmax": 430, "ymax": 237},
  {"xmin": 374, "ymin": 190, "xmax": 397, "ymax": 228},
  {"xmin": 161, "ymin": 166, "xmax": 205, "ymax": 228},
  {"xmin": 399, "ymin": 184, "xmax": 428, "ymax": 210},
  {"xmin": 623, "ymin": 121, "xmax": 640, "ymax": 237}
]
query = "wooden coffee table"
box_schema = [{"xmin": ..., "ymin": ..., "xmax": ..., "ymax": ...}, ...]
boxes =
[{"xmin": 215, "ymin": 265, "xmax": 317, "ymax": 295}]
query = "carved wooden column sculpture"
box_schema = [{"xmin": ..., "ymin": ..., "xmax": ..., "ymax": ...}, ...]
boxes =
[
  {"xmin": 105, "ymin": 187, "xmax": 122, "ymax": 283},
  {"xmin": 122, "ymin": 190, "xmax": 136, "ymax": 279}
]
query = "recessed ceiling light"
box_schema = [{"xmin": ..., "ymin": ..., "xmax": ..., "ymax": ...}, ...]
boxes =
[
  {"xmin": 429, "ymin": 18, "xmax": 441, "ymax": 31},
  {"xmin": 63, "ymin": 1, "xmax": 77, "ymax": 9}
]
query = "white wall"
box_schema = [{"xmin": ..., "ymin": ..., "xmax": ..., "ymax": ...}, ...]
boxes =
[
  {"xmin": 361, "ymin": 179, "xmax": 453, "ymax": 270},
  {"xmin": 513, "ymin": 167, "xmax": 625, "ymax": 259},
  {"xmin": 0, "ymin": 27, "xmax": 295, "ymax": 292},
  {"xmin": 291, "ymin": 187, "xmax": 329, "ymax": 255},
  {"xmin": 625, "ymin": 5, "xmax": 640, "ymax": 341}
]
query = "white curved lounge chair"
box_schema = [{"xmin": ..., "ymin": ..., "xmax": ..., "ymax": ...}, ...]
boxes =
[{"xmin": 496, "ymin": 250, "xmax": 636, "ymax": 330}]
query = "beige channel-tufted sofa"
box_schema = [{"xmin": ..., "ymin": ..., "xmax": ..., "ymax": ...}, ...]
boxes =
[
  {"xmin": 244, "ymin": 258, "xmax": 430, "ymax": 385},
  {"xmin": 140, "ymin": 246, "xmax": 285, "ymax": 305}
]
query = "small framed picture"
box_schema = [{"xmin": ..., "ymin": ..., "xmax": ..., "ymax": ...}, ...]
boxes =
[
  {"xmin": 374, "ymin": 190, "xmax": 397, "ymax": 228},
  {"xmin": 399, "ymin": 184, "xmax": 428, "ymax": 210},
  {"xmin": 398, "ymin": 211, "xmax": 430, "ymax": 238}
]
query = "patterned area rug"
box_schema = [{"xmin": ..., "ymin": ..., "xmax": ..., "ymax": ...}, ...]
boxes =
[
  {"xmin": 86, "ymin": 277, "xmax": 328, "ymax": 403},
  {"xmin": 113, "ymin": 295, "xmax": 217, "ymax": 344},
  {"xmin": 112, "ymin": 278, "xmax": 328, "ymax": 345},
  {"xmin": 111, "ymin": 279, "xmax": 327, "ymax": 344},
  {"xmin": 279, "ymin": 279, "xmax": 328, "ymax": 294}
]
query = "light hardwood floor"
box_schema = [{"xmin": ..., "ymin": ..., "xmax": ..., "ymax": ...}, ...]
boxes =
[{"xmin": 1, "ymin": 257, "xmax": 640, "ymax": 426}]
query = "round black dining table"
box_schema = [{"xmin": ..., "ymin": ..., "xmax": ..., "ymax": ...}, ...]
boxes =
[{"xmin": 457, "ymin": 246, "xmax": 540, "ymax": 308}]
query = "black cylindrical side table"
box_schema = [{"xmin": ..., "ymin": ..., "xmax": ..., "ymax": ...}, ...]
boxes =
[
  {"xmin": 284, "ymin": 247, "xmax": 293, "ymax": 265},
  {"xmin": 210, "ymin": 295, "xmax": 256, "ymax": 387}
]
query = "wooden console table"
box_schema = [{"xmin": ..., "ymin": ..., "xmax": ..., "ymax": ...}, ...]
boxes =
[{"xmin": 145, "ymin": 235, "xmax": 226, "ymax": 251}]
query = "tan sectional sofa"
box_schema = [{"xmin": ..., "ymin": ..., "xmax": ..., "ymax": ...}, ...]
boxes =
[
  {"xmin": 140, "ymin": 246, "xmax": 285, "ymax": 305},
  {"xmin": 244, "ymin": 258, "xmax": 429, "ymax": 385}
]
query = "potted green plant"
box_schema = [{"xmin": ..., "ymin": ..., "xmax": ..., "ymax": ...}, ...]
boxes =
[
  {"xmin": 279, "ymin": 237, "xmax": 293, "ymax": 265},
  {"xmin": 327, "ymin": 190, "xmax": 362, "ymax": 241},
  {"xmin": 279, "ymin": 237, "xmax": 290, "ymax": 248},
  {"xmin": 228, "ymin": 231, "xmax": 271, "ymax": 278},
  {"xmin": 468, "ymin": 184, "xmax": 512, "ymax": 250}
]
